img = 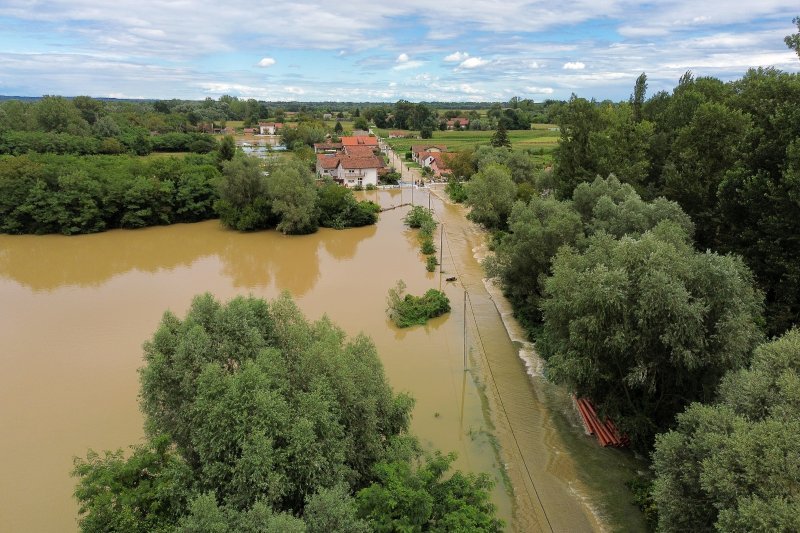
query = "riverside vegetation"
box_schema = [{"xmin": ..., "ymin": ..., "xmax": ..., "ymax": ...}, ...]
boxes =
[
  {"xmin": 451, "ymin": 61, "xmax": 800, "ymax": 531},
  {"xmin": 73, "ymin": 293, "xmax": 500, "ymax": 532}
]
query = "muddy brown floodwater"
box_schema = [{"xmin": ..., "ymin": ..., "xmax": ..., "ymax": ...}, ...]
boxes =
[{"xmin": 0, "ymin": 189, "xmax": 646, "ymax": 532}]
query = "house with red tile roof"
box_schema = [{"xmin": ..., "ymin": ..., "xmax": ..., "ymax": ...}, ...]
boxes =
[
  {"xmin": 411, "ymin": 144, "xmax": 447, "ymax": 163},
  {"xmin": 316, "ymin": 153, "xmax": 341, "ymax": 178},
  {"xmin": 343, "ymin": 145, "xmax": 378, "ymax": 158},
  {"xmin": 316, "ymin": 152, "xmax": 383, "ymax": 187},
  {"xmin": 446, "ymin": 118, "xmax": 470, "ymax": 130},
  {"xmin": 336, "ymin": 155, "xmax": 382, "ymax": 187},
  {"xmin": 340, "ymin": 135, "xmax": 379, "ymax": 147},
  {"xmin": 427, "ymin": 153, "xmax": 451, "ymax": 178}
]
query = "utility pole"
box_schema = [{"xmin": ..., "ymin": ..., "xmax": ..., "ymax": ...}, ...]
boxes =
[
  {"xmin": 463, "ymin": 288, "xmax": 468, "ymax": 369},
  {"xmin": 439, "ymin": 223, "xmax": 444, "ymax": 272}
]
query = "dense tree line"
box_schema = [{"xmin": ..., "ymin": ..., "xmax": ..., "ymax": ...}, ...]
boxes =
[
  {"xmin": 215, "ymin": 155, "xmax": 379, "ymax": 234},
  {"xmin": 0, "ymin": 95, "xmax": 225, "ymax": 157},
  {"xmin": 73, "ymin": 293, "xmax": 501, "ymax": 532},
  {"xmin": 552, "ymin": 68, "xmax": 800, "ymax": 336},
  {"xmin": 0, "ymin": 153, "xmax": 220, "ymax": 234}
]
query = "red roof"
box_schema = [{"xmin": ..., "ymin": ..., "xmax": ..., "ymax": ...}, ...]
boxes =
[
  {"xmin": 343, "ymin": 145, "xmax": 377, "ymax": 157},
  {"xmin": 316, "ymin": 154, "xmax": 340, "ymax": 169},
  {"xmin": 341, "ymin": 135, "xmax": 378, "ymax": 146},
  {"xmin": 337, "ymin": 155, "xmax": 382, "ymax": 169}
]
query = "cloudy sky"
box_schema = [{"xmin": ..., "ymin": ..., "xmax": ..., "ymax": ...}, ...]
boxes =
[{"xmin": 1, "ymin": 1, "xmax": 798, "ymax": 102}]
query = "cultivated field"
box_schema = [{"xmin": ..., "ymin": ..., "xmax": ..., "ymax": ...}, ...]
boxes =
[{"xmin": 374, "ymin": 125, "xmax": 559, "ymax": 154}]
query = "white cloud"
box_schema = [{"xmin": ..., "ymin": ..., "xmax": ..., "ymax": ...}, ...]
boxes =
[
  {"xmin": 563, "ymin": 61, "xmax": 586, "ymax": 70},
  {"xmin": 257, "ymin": 57, "xmax": 276, "ymax": 67},
  {"xmin": 444, "ymin": 51, "xmax": 469, "ymax": 62},
  {"xmin": 459, "ymin": 57, "xmax": 489, "ymax": 69},
  {"xmin": 525, "ymin": 86, "xmax": 554, "ymax": 94},
  {"xmin": 393, "ymin": 53, "xmax": 424, "ymax": 70},
  {"xmin": 529, "ymin": 61, "xmax": 541, "ymax": 68}
]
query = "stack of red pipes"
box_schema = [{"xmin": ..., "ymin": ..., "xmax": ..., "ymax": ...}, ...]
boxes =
[{"xmin": 574, "ymin": 397, "xmax": 629, "ymax": 447}]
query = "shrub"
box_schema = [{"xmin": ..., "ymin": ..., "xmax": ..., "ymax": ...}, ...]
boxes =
[
  {"xmin": 404, "ymin": 205, "xmax": 434, "ymax": 229},
  {"xmin": 420, "ymin": 236, "xmax": 436, "ymax": 255},
  {"xmin": 426, "ymin": 256, "xmax": 438, "ymax": 272},
  {"xmin": 445, "ymin": 178, "xmax": 468, "ymax": 203},
  {"xmin": 386, "ymin": 281, "xmax": 450, "ymax": 328}
]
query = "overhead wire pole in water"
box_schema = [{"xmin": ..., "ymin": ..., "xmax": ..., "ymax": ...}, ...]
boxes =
[
  {"xmin": 463, "ymin": 287, "xmax": 467, "ymax": 370},
  {"xmin": 439, "ymin": 223, "xmax": 444, "ymax": 273}
]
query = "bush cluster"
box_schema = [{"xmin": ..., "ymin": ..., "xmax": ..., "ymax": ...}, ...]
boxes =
[{"xmin": 386, "ymin": 280, "xmax": 451, "ymax": 328}]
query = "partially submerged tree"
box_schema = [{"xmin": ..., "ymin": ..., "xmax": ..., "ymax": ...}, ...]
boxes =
[
  {"xmin": 539, "ymin": 225, "xmax": 763, "ymax": 448},
  {"xmin": 75, "ymin": 293, "xmax": 498, "ymax": 531}
]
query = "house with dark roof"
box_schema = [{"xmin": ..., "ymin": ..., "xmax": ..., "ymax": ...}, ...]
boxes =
[{"xmin": 313, "ymin": 142, "xmax": 343, "ymax": 154}]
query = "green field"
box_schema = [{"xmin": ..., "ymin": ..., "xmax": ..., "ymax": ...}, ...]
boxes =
[{"xmin": 375, "ymin": 126, "xmax": 559, "ymax": 154}]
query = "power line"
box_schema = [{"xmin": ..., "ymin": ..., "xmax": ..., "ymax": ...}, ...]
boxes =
[{"xmin": 429, "ymin": 188, "xmax": 555, "ymax": 533}]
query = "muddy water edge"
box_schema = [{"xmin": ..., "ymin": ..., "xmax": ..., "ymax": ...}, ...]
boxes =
[{"xmin": 0, "ymin": 188, "xmax": 645, "ymax": 531}]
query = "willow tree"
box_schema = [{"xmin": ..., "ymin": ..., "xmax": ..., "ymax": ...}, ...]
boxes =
[{"xmin": 539, "ymin": 225, "xmax": 763, "ymax": 448}]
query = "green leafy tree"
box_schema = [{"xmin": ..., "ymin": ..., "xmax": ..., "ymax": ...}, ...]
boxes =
[
  {"xmin": 490, "ymin": 122, "xmax": 511, "ymax": 148},
  {"xmin": 357, "ymin": 451, "xmax": 503, "ymax": 532},
  {"xmin": 214, "ymin": 155, "xmax": 274, "ymax": 231},
  {"xmin": 73, "ymin": 435, "xmax": 193, "ymax": 533},
  {"xmin": 334, "ymin": 121, "xmax": 343, "ymax": 134},
  {"xmin": 75, "ymin": 291, "xmax": 501, "ymax": 531},
  {"xmin": 487, "ymin": 195, "xmax": 583, "ymax": 330},
  {"xmin": 660, "ymin": 101, "xmax": 750, "ymax": 248},
  {"xmin": 653, "ymin": 329, "xmax": 800, "ymax": 532},
  {"xmin": 630, "ymin": 73, "xmax": 648, "ymax": 123},
  {"xmin": 539, "ymin": 227, "xmax": 764, "ymax": 448},
  {"xmin": 464, "ymin": 163, "xmax": 517, "ymax": 230},
  {"xmin": 785, "ymin": 16, "xmax": 800, "ymax": 58},
  {"xmin": 316, "ymin": 180, "xmax": 379, "ymax": 229},
  {"xmin": 34, "ymin": 95, "xmax": 90, "ymax": 135},
  {"xmin": 266, "ymin": 158, "xmax": 319, "ymax": 234},
  {"xmin": 216, "ymin": 135, "xmax": 236, "ymax": 166}
]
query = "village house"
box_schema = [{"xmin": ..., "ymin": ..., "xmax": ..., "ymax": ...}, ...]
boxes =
[
  {"xmin": 388, "ymin": 131, "xmax": 406, "ymax": 138},
  {"xmin": 313, "ymin": 142, "xmax": 343, "ymax": 154},
  {"xmin": 258, "ymin": 122, "xmax": 284, "ymax": 135},
  {"xmin": 341, "ymin": 135, "xmax": 378, "ymax": 147},
  {"xmin": 315, "ymin": 151, "xmax": 382, "ymax": 188},
  {"xmin": 446, "ymin": 117, "xmax": 470, "ymax": 130},
  {"xmin": 425, "ymin": 153, "xmax": 451, "ymax": 178},
  {"xmin": 336, "ymin": 155, "xmax": 381, "ymax": 188},
  {"xmin": 411, "ymin": 144, "xmax": 447, "ymax": 164},
  {"xmin": 315, "ymin": 153, "xmax": 340, "ymax": 178}
]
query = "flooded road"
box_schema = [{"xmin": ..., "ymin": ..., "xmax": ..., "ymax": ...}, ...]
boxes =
[{"xmin": 0, "ymin": 188, "xmax": 645, "ymax": 531}]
